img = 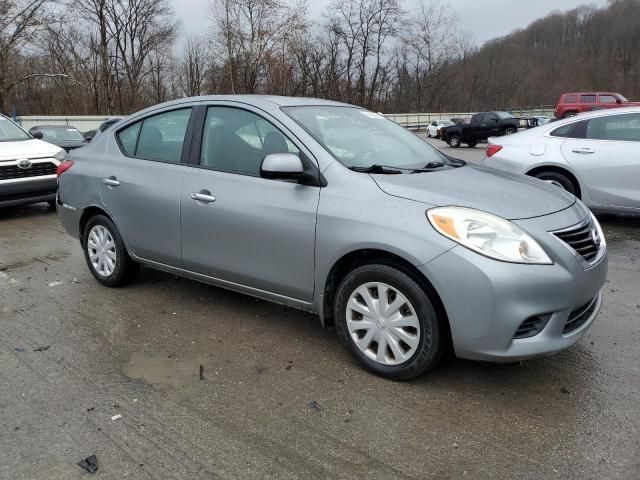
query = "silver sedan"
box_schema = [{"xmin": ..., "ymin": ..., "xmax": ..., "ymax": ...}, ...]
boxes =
[
  {"xmin": 56, "ymin": 95, "xmax": 607, "ymax": 380},
  {"xmin": 483, "ymin": 107, "xmax": 640, "ymax": 215}
]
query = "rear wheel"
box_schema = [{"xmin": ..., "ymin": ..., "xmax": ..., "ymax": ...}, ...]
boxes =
[
  {"xmin": 448, "ymin": 134, "xmax": 461, "ymax": 148},
  {"xmin": 466, "ymin": 141, "xmax": 477, "ymax": 148},
  {"xmin": 82, "ymin": 215, "xmax": 139, "ymax": 287},
  {"xmin": 563, "ymin": 111, "xmax": 578, "ymax": 119},
  {"xmin": 533, "ymin": 171, "xmax": 577, "ymax": 196},
  {"xmin": 334, "ymin": 264, "xmax": 446, "ymax": 380}
]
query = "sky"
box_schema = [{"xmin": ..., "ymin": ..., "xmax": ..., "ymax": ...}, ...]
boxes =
[{"xmin": 171, "ymin": 0, "xmax": 610, "ymax": 46}]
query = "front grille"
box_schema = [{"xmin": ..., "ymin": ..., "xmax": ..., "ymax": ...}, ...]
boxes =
[
  {"xmin": 553, "ymin": 219, "xmax": 599, "ymax": 262},
  {"xmin": 0, "ymin": 162, "xmax": 57, "ymax": 181},
  {"xmin": 564, "ymin": 295, "xmax": 599, "ymax": 334},
  {"xmin": 514, "ymin": 314, "xmax": 551, "ymax": 339}
]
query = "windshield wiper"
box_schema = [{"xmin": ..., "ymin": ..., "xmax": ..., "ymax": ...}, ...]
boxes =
[
  {"xmin": 348, "ymin": 165, "xmax": 405, "ymax": 174},
  {"xmin": 423, "ymin": 161, "xmax": 445, "ymax": 169}
]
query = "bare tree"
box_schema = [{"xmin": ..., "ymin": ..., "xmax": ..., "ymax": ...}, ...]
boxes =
[{"xmin": 179, "ymin": 34, "xmax": 211, "ymax": 97}]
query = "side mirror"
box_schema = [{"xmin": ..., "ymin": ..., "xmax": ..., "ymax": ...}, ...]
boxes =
[
  {"xmin": 616, "ymin": 98, "xmax": 623, "ymax": 104},
  {"xmin": 260, "ymin": 153, "xmax": 304, "ymax": 180},
  {"xmin": 32, "ymin": 131, "xmax": 44, "ymax": 140}
]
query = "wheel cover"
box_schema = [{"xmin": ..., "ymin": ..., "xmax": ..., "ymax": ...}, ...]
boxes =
[
  {"xmin": 87, "ymin": 225, "xmax": 117, "ymax": 277},
  {"xmin": 346, "ymin": 282, "xmax": 421, "ymax": 366}
]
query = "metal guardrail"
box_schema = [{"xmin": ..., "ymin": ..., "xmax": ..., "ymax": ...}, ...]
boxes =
[{"xmin": 16, "ymin": 107, "xmax": 557, "ymax": 132}]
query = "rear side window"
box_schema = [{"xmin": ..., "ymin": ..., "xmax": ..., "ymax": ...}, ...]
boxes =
[
  {"xmin": 599, "ymin": 95, "xmax": 617, "ymax": 104},
  {"xmin": 117, "ymin": 122, "xmax": 141, "ymax": 156},
  {"xmin": 586, "ymin": 114, "xmax": 640, "ymax": 142},
  {"xmin": 565, "ymin": 95, "xmax": 577, "ymax": 103},
  {"xmin": 550, "ymin": 121, "xmax": 587, "ymax": 139},
  {"xmin": 116, "ymin": 108, "xmax": 192, "ymax": 163},
  {"xmin": 580, "ymin": 95, "xmax": 596, "ymax": 104}
]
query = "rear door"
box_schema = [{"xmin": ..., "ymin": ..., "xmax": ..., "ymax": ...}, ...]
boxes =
[
  {"xmin": 180, "ymin": 103, "xmax": 320, "ymax": 301},
  {"xmin": 561, "ymin": 112, "xmax": 640, "ymax": 209},
  {"xmin": 101, "ymin": 106, "xmax": 195, "ymax": 265}
]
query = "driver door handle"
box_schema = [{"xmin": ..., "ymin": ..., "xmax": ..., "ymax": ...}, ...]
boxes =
[
  {"xmin": 191, "ymin": 192, "xmax": 216, "ymax": 203},
  {"xmin": 572, "ymin": 147, "xmax": 595, "ymax": 154},
  {"xmin": 103, "ymin": 176, "xmax": 120, "ymax": 187}
]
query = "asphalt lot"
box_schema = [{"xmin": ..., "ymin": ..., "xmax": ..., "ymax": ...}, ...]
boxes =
[{"xmin": 1, "ymin": 143, "xmax": 639, "ymax": 479}]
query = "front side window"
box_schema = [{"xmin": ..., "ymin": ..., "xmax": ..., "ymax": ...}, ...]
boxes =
[
  {"xmin": 581, "ymin": 95, "xmax": 596, "ymax": 104},
  {"xmin": 200, "ymin": 107, "xmax": 298, "ymax": 175},
  {"xmin": 599, "ymin": 95, "xmax": 617, "ymax": 104},
  {"xmin": 586, "ymin": 114, "xmax": 640, "ymax": 142},
  {"xmin": 284, "ymin": 106, "xmax": 448, "ymax": 169},
  {"xmin": 0, "ymin": 116, "xmax": 30, "ymax": 142},
  {"xmin": 484, "ymin": 113, "xmax": 499, "ymax": 122}
]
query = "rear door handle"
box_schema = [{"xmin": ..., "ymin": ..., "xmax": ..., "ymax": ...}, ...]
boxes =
[
  {"xmin": 191, "ymin": 191, "xmax": 216, "ymax": 204},
  {"xmin": 103, "ymin": 176, "xmax": 120, "ymax": 187},
  {"xmin": 571, "ymin": 147, "xmax": 595, "ymax": 154}
]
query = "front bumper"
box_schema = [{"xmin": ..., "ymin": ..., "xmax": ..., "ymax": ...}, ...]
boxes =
[
  {"xmin": 0, "ymin": 177, "xmax": 57, "ymax": 208},
  {"xmin": 420, "ymin": 203, "xmax": 608, "ymax": 362}
]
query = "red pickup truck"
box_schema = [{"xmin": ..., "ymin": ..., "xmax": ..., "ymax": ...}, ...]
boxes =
[{"xmin": 555, "ymin": 92, "xmax": 640, "ymax": 118}]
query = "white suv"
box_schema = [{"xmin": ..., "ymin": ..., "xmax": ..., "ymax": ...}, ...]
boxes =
[{"xmin": 0, "ymin": 114, "xmax": 66, "ymax": 208}]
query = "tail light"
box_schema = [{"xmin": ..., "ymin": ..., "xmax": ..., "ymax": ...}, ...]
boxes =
[
  {"xmin": 56, "ymin": 160, "xmax": 75, "ymax": 177},
  {"xmin": 486, "ymin": 144, "xmax": 503, "ymax": 158}
]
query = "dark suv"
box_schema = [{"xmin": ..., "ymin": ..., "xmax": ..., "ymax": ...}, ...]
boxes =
[{"xmin": 554, "ymin": 92, "xmax": 640, "ymax": 119}]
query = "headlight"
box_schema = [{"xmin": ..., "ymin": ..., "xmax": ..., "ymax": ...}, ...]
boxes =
[
  {"xmin": 54, "ymin": 150, "xmax": 66, "ymax": 161},
  {"xmin": 427, "ymin": 206, "xmax": 552, "ymax": 264}
]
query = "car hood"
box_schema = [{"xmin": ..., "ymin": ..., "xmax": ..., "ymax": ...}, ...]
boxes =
[
  {"xmin": 371, "ymin": 165, "xmax": 576, "ymax": 220},
  {"xmin": 0, "ymin": 139, "xmax": 61, "ymax": 161}
]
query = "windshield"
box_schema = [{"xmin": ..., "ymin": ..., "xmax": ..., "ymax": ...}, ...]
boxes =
[
  {"xmin": 0, "ymin": 116, "xmax": 31, "ymax": 142},
  {"xmin": 439, "ymin": 120, "xmax": 454, "ymax": 126},
  {"xmin": 38, "ymin": 127, "xmax": 85, "ymax": 142},
  {"xmin": 283, "ymin": 106, "xmax": 449, "ymax": 169},
  {"xmin": 496, "ymin": 112, "xmax": 515, "ymax": 119},
  {"xmin": 617, "ymin": 94, "xmax": 629, "ymax": 102}
]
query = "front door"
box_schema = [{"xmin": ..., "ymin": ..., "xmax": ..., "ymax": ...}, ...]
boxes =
[
  {"xmin": 180, "ymin": 105, "xmax": 320, "ymax": 301},
  {"xmin": 561, "ymin": 112, "xmax": 640, "ymax": 209},
  {"xmin": 100, "ymin": 107, "xmax": 194, "ymax": 265}
]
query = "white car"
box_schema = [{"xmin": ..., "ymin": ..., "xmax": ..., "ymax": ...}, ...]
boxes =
[
  {"xmin": 0, "ymin": 114, "xmax": 66, "ymax": 208},
  {"xmin": 482, "ymin": 107, "xmax": 640, "ymax": 215},
  {"xmin": 427, "ymin": 120, "xmax": 454, "ymax": 138}
]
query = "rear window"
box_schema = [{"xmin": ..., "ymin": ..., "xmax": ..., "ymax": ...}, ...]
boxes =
[
  {"xmin": 565, "ymin": 95, "xmax": 577, "ymax": 103},
  {"xmin": 580, "ymin": 95, "xmax": 596, "ymax": 104}
]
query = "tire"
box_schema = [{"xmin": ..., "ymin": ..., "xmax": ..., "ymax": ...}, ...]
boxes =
[
  {"xmin": 427, "ymin": 130, "xmax": 432, "ymax": 138},
  {"xmin": 448, "ymin": 134, "xmax": 461, "ymax": 148},
  {"xmin": 47, "ymin": 200, "xmax": 56, "ymax": 208},
  {"xmin": 334, "ymin": 264, "xmax": 446, "ymax": 380},
  {"xmin": 563, "ymin": 111, "xmax": 577, "ymax": 119},
  {"xmin": 466, "ymin": 141, "xmax": 477, "ymax": 148},
  {"xmin": 82, "ymin": 214, "xmax": 139, "ymax": 287},
  {"xmin": 533, "ymin": 171, "xmax": 577, "ymax": 196},
  {"xmin": 504, "ymin": 127, "xmax": 517, "ymax": 135}
]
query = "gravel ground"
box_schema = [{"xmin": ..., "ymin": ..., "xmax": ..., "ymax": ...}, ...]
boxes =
[{"xmin": 1, "ymin": 151, "xmax": 639, "ymax": 478}]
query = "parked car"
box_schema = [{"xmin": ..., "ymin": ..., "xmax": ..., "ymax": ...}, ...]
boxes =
[
  {"xmin": 483, "ymin": 107, "xmax": 640, "ymax": 215},
  {"xmin": 29, "ymin": 125, "xmax": 87, "ymax": 152},
  {"xmin": 56, "ymin": 96, "xmax": 607, "ymax": 380},
  {"xmin": 0, "ymin": 114, "xmax": 66, "ymax": 208},
  {"xmin": 427, "ymin": 120, "xmax": 454, "ymax": 138},
  {"xmin": 554, "ymin": 92, "xmax": 640, "ymax": 119},
  {"xmin": 89, "ymin": 117, "xmax": 124, "ymax": 142},
  {"xmin": 441, "ymin": 111, "xmax": 520, "ymax": 148}
]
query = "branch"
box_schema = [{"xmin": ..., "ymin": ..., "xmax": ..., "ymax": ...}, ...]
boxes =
[{"xmin": 8, "ymin": 73, "xmax": 69, "ymax": 90}]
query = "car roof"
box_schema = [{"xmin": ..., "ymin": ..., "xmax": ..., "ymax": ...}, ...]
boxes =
[
  {"xmin": 127, "ymin": 94, "xmax": 356, "ymax": 119},
  {"xmin": 562, "ymin": 92, "xmax": 617, "ymax": 96},
  {"xmin": 31, "ymin": 125, "xmax": 80, "ymax": 129}
]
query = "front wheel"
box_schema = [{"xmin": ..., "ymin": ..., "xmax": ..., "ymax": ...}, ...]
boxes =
[
  {"xmin": 448, "ymin": 134, "xmax": 461, "ymax": 148},
  {"xmin": 504, "ymin": 127, "xmax": 517, "ymax": 135},
  {"xmin": 82, "ymin": 215, "xmax": 139, "ymax": 287},
  {"xmin": 334, "ymin": 264, "xmax": 446, "ymax": 380}
]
